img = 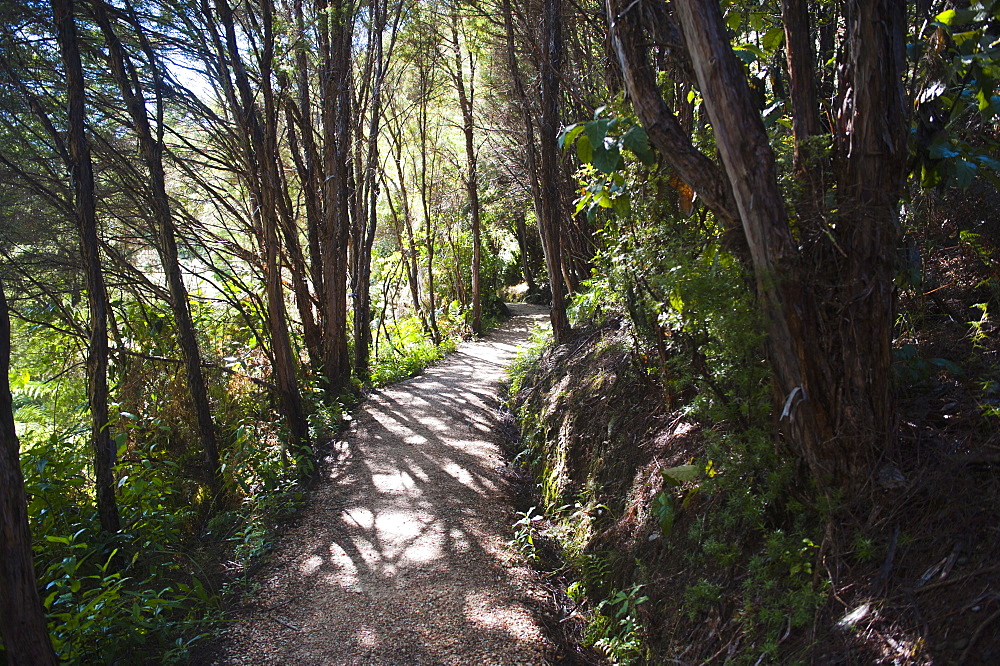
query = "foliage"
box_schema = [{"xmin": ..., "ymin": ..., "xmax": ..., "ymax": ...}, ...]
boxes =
[
  {"xmin": 585, "ymin": 584, "xmax": 649, "ymax": 663},
  {"xmin": 370, "ymin": 316, "xmax": 458, "ymax": 387},
  {"xmin": 911, "ymin": 0, "xmax": 1000, "ymax": 189}
]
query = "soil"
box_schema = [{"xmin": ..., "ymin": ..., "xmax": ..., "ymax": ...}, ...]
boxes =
[{"xmin": 212, "ymin": 304, "xmax": 561, "ymax": 665}]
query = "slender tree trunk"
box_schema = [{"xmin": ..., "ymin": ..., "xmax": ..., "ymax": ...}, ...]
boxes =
[
  {"xmin": 318, "ymin": 0, "xmax": 353, "ymax": 393},
  {"xmin": 353, "ymin": 0, "xmax": 399, "ymax": 379},
  {"xmin": 92, "ymin": 0, "xmax": 221, "ymax": 487},
  {"xmin": 514, "ymin": 210, "xmax": 537, "ymax": 291},
  {"xmin": 0, "ymin": 281, "xmax": 58, "ymax": 665},
  {"xmin": 538, "ymin": 0, "xmax": 570, "ymax": 342},
  {"xmin": 260, "ymin": 0, "xmax": 310, "ymax": 449},
  {"xmin": 274, "ymin": 124, "xmax": 324, "ymax": 372},
  {"xmin": 501, "ymin": 0, "xmax": 545, "ymax": 260},
  {"xmin": 292, "ymin": 0, "xmax": 325, "ymax": 312},
  {"xmin": 216, "ymin": 0, "xmax": 310, "ymax": 448},
  {"xmin": 780, "ymin": 0, "xmax": 825, "ymax": 215},
  {"xmin": 449, "ymin": 10, "xmax": 482, "ymax": 335},
  {"xmin": 416, "ymin": 66, "xmax": 441, "ymax": 344},
  {"xmin": 52, "ymin": 0, "xmax": 120, "ymax": 534},
  {"xmin": 396, "ymin": 155, "xmax": 423, "ymax": 323}
]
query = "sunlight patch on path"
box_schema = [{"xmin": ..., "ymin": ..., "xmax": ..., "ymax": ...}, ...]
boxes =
[{"xmin": 216, "ymin": 305, "xmax": 556, "ymax": 665}]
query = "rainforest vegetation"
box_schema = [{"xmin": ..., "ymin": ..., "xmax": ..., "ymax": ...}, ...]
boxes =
[{"xmin": 0, "ymin": 0, "xmax": 997, "ymax": 661}]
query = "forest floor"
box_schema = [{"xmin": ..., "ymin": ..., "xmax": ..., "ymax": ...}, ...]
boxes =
[{"xmin": 210, "ymin": 303, "xmax": 566, "ymax": 665}]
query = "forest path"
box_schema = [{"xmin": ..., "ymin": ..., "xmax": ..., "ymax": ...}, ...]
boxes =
[{"xmin": 216, "ymin": 303, "xmax": 557, "ymax": 665}]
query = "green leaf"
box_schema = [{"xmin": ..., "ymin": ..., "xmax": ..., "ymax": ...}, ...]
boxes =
[
  {"xmin": 592, "ymin": 144, "xmax": 622, "ymax": 174},
  {"xmin": 585, "ymin": 119, "xmax": 609, "ymax": 149},
  {"xmin": 934, "ymin": 8, "xmax": 977, "ymax": 28},
  {"xmin": 976, "ymin": 154, "xmax": 1000, "ymax": 171},
  {"xmin": 559, "ymin": 123, "xmax": 585, "ymax": 150},
  {"xmin": 115, "ymin": 432, "xmax": 128, "ymax": 457},
  {"xmin": 928, "ymin": 141, "xmax": 960, "ymax": 159},
  {"xmin": 662, "ymin": 464, "xmax": 699, "ymax": 485},
  {"xmin": 622, "ymin": 125, "xmax": 650, "ymax": 158},
  {"xmin": 953, "ymin": 158, "xmax": 978, "ymax": 188},
  {"xmin": 733, "ymin": 47, "xmax": 758, "ymax": 65},
  {"xmin": 935, "ymin": 8, "xmax": 957, "ymax": 25},
  {"xmin": 576, "ymin": 134, "xmax": 593, "ymax": 164},
  {"xmin": 762, "ymin": 27, "xmax": 785, "ymax": 53},
  {"xmin": 612, "ymin": 193, "xmax": 631, "ymax": 217},
  {"xmin": 725, "ymin": 10, "xmax": 741, "ymax": 31}
]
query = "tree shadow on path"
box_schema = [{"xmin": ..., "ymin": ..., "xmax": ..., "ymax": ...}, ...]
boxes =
[{"xmin": 218, "ymin": 305, "xmax": 558, "ymax": 665}]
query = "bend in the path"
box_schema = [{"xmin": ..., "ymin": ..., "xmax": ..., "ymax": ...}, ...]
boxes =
[{"xmin": 218, "ymin": 304, "xmax": 553, "ymax": 665}]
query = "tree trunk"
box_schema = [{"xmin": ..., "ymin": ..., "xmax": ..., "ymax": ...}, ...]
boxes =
[
  {"xmin": 538, "ymin": 0, "xmax": 570, "ymax": 342},
  {"xmin": 502, "ymin": 0, "xmax": 545, "ymax": 274},
  {"xmin": 780, "ymin": 0, "xmax": 825, "ymax": 215},
  {"xmin": 353, "ymin": 0, "xmax": 399, "ymax": 379},
  {"xmin": 672, "ymin": 0, "xmax": 906, "ymax": 490},
  {"xmin": 0, "ymin": 280, "xmax": 58, "ymax": 665},
  {"xmin": 52, "ymin": 0, "xmax": 120, "ymax": 534},
  {"xmin": 514, "ymin": 210, "xmax": 537, "ymax": 291},
  {"xmin": 292, "ymin": 0, "xmax": 325, "ymax": 316},
  {"xmin": 449, "ymin": 10, "xmax": 482, "ymax": 335},
  {"xmin": 606, "ymin": 0, "xmax": 740, "ymax": 234},
  {"xmin": 216, "ymin": 0, "xmax": 310, "ymax": 449},
  {"xmin": 416, "ymin": 59, "xmax": 441, "ymax": 344},
  {"xmin": 318, "ymin": 0, "xmax": 354, "ymax": 393},
  {"xmin": 92, "ymin": 0, "xmax": 222, "ymax": 487}
]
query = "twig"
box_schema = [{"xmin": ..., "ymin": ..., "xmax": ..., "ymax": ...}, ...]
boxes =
[
  {"xmin": 269, "ymin": 615, "xmax": 301, "ymax": 631},
  {"xmin": 872, "ymin": 525, "xmax": 900, "ymax": 594},
  {"xmin": 908, "ymin": 564, "xmax": 1000, "ymax": 596}
]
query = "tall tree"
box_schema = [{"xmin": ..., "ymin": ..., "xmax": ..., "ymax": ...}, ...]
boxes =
[
  {"xmin": 318, "ymin": 0, "xmax": 354, "ymax": 393},
  {"xmin": 538, "ymin": 0, "xmax": 570, "ymax": 342},
  {"xmin": 52, "ymin": 0, "xmax": 120, "ymax": 533},
  {"xmin": 212, "ymin": 0, "xmax": 310, "ymax": 448},
  {"xmin": 91, "ymin": 0, "xmax": 222, "ymax": 487},
  {"xmin": 352, "ymin": 0, "xmax": 403, "ymax": 379},
  {"xmin": 447, "ymin": 5, "xmax": 483, "ymax": 334},
  {"xmin": 0, "ymin": 281, "xmax": 57, "ymax": 666},
  {"xmin": 609, "ymin": 0, "xmax": 908, "ymax": 491}
]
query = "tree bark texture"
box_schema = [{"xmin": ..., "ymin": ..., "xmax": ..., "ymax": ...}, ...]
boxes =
[
  {"xmin": 450, "ymin": 11, "xmax": 482, "ymax": 335},
  {"xmin": 318, "ymin": 0, "xmax": 354, "ymax": 393},
  {"xmin": 0, "ymin": 281, "xmax": 58, "ymax": 664},
  {"xmin": 780, "ymin": 0, "xmax": 826, "ymax": 216},
  {"xmin": 669, "ymin": 0, "xmax": 907, "ymax": 490},
  {"xmin": 52, "ymin": 0, "xmax": 121, "ymax": 534},
  {"xmin": 538, "ymin": 0, "xmax": 570, "ymax": 342}
]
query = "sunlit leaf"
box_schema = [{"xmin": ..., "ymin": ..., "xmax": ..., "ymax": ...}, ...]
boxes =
[
  {"xmin": 576, "ymin": 133, "xmax": 593, "ymax": 164},
  {"xmin": 762, "ymin": 27, "xmax": 785, "ymax": 53},
  {"xmin": 559, "ymin": 123, "xmax": 585, "ymax": 150}
]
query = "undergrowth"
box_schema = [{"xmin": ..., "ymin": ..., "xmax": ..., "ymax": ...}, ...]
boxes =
[
  {"xmin": 370, "ymin": 315, "xmax": 459, "ymax": 387},
  {"xmin": 506, "ymin": 200, "xmax": 830, "ymax": 662}
]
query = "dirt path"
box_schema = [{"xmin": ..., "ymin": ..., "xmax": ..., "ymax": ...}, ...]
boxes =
[{"xmin": 216, "ymin": 304, "xmax": 557, "ymax": 665}]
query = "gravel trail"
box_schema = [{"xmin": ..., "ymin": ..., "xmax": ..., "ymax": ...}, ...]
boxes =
[{"xmin": 217, "ymin": 304, "xmax": 556, "ymax": 665}]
